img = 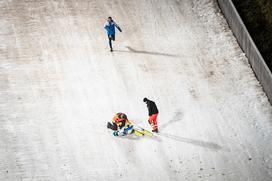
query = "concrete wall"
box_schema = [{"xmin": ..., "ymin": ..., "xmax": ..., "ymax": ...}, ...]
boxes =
[{"xmin": 217, "ymin": 0, "xmax": 272, "ymax": 104}]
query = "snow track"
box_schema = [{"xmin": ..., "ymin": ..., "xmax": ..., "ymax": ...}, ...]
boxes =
[{"xmin": 0, "ymin": 0, "xmax": 271, "ymax": 180}]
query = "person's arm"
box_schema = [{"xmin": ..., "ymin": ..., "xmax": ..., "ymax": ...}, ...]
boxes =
[
  {"xmin": 147, "ymin": 104, "xmax": 152, "ymax": 116},
  {"xmin": 113, "ymin": 21, "xmax": 122, "ymax": 32},
  {"xmin": 104, "ymin": 22, "xmax": 109, "ymax": 31}
]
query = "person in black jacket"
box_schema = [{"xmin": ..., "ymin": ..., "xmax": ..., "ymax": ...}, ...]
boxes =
[{"xmin": 143, "ymin": 97, "xmax": 159, "ymax": 133}]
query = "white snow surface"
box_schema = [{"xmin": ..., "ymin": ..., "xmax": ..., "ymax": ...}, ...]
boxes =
[{"xmin": 0, "ymin": 0, "xmax": 272, "ymax": 180}]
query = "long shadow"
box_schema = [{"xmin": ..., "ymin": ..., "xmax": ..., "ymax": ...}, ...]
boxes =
[
  {"xmin": 159, "ymin": 132, "xmax": 222, "ymax": 151},
  {"xmin": 115, "ymin": 46, "xmax": 179, "ymax": 57},
  {"xmin": 160, "ymin": 110, "xmax": 183, "ymax": 131},
  {"xmin": 158, "ymin": 111, "xmax": 222, "ymax": 150}
]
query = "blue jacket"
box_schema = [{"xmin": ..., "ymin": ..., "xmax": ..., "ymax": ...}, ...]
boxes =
[{"xmin": 104, "ymin": 21, "xmax": 121, "ymax": 35}]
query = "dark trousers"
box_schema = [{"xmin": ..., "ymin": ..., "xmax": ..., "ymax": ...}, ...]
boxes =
[{"xmin": 108, "ymin": 34, "xmax": 115, "ymax": 50}]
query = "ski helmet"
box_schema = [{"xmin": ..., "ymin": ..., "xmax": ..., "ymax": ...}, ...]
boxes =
[
  {"xmin": 118, "ymin": 113, "xmax": 127, "ymax": 120},
  {"xmin": 121, "ymin": 114, "xmax": 127, "ymax": 120},
  {"xmin": 143, "ymin": 97, "xmax": 148, "ymax": 102}
]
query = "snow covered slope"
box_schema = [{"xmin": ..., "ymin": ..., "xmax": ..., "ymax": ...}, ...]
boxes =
[{"xmin": 0, "ymin": 0, "xmax": 271, "ymax": 180}]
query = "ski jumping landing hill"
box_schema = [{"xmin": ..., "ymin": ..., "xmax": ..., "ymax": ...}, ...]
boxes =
[{"xmin": 0, "ymin": 0, "xmax": 271, "ymax": 180}]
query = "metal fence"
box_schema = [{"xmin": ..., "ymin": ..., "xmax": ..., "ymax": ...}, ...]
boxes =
[{"xmin": 218, "ymin": 0, "xmax": 272, "ymax": 104}]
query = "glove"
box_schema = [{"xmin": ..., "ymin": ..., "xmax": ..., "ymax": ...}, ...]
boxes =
[
  {"xmin": 113, "ymin": 131, "xmax": 119, "ymax": 136},
  {"xmin": 107, "ymin": 122, "xmax": 111, "ymax": 129}
]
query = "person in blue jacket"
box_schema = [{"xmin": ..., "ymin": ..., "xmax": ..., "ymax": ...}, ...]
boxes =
[{"xmin": 104, "ymin": 17, "xmax": 122, "ymax": 52}]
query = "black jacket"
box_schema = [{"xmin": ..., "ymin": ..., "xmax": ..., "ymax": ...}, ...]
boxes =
[{"xmin": 146, "ymin": 100, "xmax": 159, "ymax": 116}]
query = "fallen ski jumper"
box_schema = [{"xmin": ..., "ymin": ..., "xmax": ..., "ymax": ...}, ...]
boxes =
[{"xmin": 107, "ymin": 113, "xmax": 153, "ymax": 137}]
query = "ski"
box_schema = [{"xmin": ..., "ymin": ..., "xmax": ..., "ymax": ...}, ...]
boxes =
[
  {"xmin": 138, "ymin": 128, "xmax": 153, "ymax": 137},
  {"xmin": 133, "ymin": 129, "xmax": 144, "ymax": 137},
  {"xmin": 129, "ymin": 121, "xmax": 154, "ymax": 137},
  {"xmin": 133, "ymin": 128, "xmax": 153, "ymax": 137}
]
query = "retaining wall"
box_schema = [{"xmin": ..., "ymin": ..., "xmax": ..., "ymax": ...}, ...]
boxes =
[{"xmin": 217, "ymin": 0, "xmax": 272, "ymax": 104}]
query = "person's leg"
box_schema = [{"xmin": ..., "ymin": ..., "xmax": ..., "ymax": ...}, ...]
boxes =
[
  {"xmin": 153, "ymin": 114, "xmax": 158, "ymax": 131},
  {"xmin": 108, "ymin": 35, "xmax": 113, "ymax": 51},
  {"xmin": 149, "ymin": 114, "xmax": 158, "ymax": 132}
]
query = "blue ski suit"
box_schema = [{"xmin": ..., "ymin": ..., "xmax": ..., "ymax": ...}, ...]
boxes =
[
  {"xmin": 104, "ymin": 21, "xmax": 119, "ymax": 35},
  {"xmin": 113, "ymin": 124, "xmax": 134, "ymax": 136}
]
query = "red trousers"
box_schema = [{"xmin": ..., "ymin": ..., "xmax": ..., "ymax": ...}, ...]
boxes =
[{"xmin": 148, "ymin": 114, "xmax": 158, "ymax": 130}]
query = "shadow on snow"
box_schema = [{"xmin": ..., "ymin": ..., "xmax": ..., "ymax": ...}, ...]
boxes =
[
  {"xmin": 159, "ymin": 110, "xmax": 222, "ymax": 151},
  {"xmin": 159, "ymin": 132, "xmax": 222, "ymax": 151},
  {"xmin": 115, "ymin": 46, "xmax": 179, "ymax": 58}
]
